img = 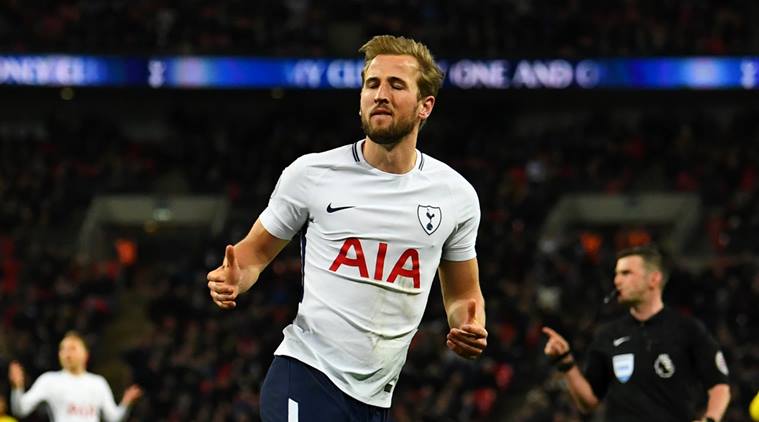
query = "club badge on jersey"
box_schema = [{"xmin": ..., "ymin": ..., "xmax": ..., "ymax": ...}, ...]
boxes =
[
  {"xmin": 613, "ymin": 353, "xmax": 635, "ymax": 383},
  {"xmin": 417, "ymin": 205, "xmax": 442, "ymax": 235}
]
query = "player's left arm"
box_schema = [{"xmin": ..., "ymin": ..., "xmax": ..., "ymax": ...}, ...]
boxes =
[
  {"xmin": 438, "ymin": 258, "xmax": 487, "ymax": 359},
  {"xmin": 98, "ymin": 377, "xmax": 139, "ymax": 422}
]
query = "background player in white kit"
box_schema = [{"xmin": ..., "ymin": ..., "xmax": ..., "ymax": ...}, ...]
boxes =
[
  {"xmin": 8, "ymin": 331, "xmax": 142, "ymax": 421},
  {"xmin": 207, "ymin": 35, "xmax": 488, "ymax": 421}
]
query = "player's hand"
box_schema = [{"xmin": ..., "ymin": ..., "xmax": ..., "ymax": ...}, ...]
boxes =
[
  {"xmin": 447, "ymin": 300, "xmax": 488, "ymax": 359},
  {"xmin": 8, "ymin": 361, "xmax": 24, "ymax": 388},
  {"xmin": 120, "ymin": 384, "xmax": 143, "ymax": 406},
  {"xmin": 207, "ymin": 245, "xmax": 243, "ymax": 309},
  {"xmin": 542, "ymin": 326, "xmax": 573, "ymax": 363}
]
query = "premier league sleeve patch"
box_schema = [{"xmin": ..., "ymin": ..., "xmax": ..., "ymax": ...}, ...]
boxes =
[
  {"xmin": 612, "ymin": 353, "xmax": 634, "ymax": 383},
  {"xmin": 715, "ymin": 351, "xmax": 729, "ymax": 375},
  {"xmin": 417, "ymin": 205, "xmax": 442, "ymax": 235}
]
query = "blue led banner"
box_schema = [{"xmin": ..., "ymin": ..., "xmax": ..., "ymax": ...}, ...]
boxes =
[
  {"xmin": 0, "ymin": 54, "xmax": 757, "ymax": 90},
  {"xmin": 0, "ymin": 55, "xmax": 148, "ymax": 87}
]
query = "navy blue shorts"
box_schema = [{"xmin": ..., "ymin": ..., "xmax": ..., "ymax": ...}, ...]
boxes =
[{"xmin": 260, "ymin": 356, "xmax": 391, "ymax": 422}]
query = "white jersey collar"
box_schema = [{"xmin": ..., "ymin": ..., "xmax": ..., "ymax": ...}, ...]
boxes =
[{"xmin": 353, "ymin": 139, "xmax": 424, "ymax": 175}]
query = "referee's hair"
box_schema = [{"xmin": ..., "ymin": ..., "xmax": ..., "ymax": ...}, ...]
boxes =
[{"xmin": 617, "ymin": 244, "xmax": 669, "ymax": 288}]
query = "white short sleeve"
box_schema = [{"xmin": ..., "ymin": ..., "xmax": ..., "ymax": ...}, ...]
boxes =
[
  {"xmin": 442, "ymin": 183, "xmax": 480, "ymax": 261},
  {"xmin": 259, "ymin": 156, "xmax": 312, "ymax": 240}
]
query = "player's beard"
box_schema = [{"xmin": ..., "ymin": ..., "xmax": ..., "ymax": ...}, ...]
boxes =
[{"xmin": 361, "ymin": 111, "xmax": 418, "ymax": 145}]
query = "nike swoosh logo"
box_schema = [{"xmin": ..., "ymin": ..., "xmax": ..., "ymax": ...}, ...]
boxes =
[
  {"xmin": 613, "ymin": 336, "xmax": 631, "ymax": 347},
  {"xmin": 326, "ymin": 203, "xmax": 355, "ymax": 213}
]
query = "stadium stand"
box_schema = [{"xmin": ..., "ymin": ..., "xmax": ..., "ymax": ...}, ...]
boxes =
[{"xmin": 0, "ymin": 0, "xmax": 756, "ymax": 56}]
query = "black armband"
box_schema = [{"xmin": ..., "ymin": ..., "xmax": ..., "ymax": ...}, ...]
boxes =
[
  {"xmin": 551, "ymin": 350, "xmax": 572, "ymax": 365},
  {"xmin": 551, "ymin": 350, "xmax": 575, "ymax": 373},
  {"xmin": 556, "ymin": 360, "xmax": 576, "ymax": 373}
]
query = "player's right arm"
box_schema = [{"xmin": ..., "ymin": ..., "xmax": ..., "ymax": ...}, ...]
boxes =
[
  {"xmin": 542, "ymin": 327, "xmax": 601, "ymax": 414},
  {"xmin": 8, "ymin": 361, "xmax": 48, "ymax": 417},
  {"xmin": 207, "ymin": 218, "xmax": 290, "ymax": 309}
]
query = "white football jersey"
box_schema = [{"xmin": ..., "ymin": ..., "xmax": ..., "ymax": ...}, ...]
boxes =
[
  {"xmin": 11, "ymin": 371, "xmax": 128, "ymax": 422},
  {"xmin": 260, "ymin": 140, "xmax": 480, "ymax": 407}
]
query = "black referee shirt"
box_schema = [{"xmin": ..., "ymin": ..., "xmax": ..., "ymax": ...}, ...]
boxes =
[{"xmin": 583, "ymin": 306, "xmax": 729, "ymax": 422}]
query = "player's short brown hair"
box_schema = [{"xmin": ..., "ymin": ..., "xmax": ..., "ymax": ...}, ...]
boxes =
[
  {"xmin": 359, "ymin": 35, "xmax": 444, "ymax": 99},
  {"xmin": 61, "ymin": 330, "xmax": 88, "ymax": 351}
]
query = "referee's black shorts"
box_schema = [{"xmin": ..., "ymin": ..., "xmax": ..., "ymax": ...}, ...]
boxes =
[{"xmin": 260, "ymin": 355, "xmax": 391, "ymax": 422}]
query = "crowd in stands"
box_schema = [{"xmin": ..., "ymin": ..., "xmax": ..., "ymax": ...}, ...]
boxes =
[
  {"xmin": 0, "ymin": 93, "xmax": 757, "ymax": 420},
  {"xmin": 0, "ymin": 0, "xmax": 756, "ymax": 57}
]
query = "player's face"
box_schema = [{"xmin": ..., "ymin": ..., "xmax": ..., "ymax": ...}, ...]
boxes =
[
  {"xmin": 360, "ymin": 54, "xmax": 430, "ymax": 145},
  {"xmin": 59, "ymin": 337, "xmax": 88, "ymax": 373},
  {"xmin": 614, "ymin": 256, "xmax": 654, "ymax": 305}
]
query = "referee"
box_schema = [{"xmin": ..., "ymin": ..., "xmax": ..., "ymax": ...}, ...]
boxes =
[{"xmin": 543, "ymin": 244, "xmax": 730, "ymax": 422}]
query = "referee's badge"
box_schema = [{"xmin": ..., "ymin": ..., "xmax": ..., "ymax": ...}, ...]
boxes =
[
  {"xmin": 417, "ymin": 205, "xmax": 442, "ymax": 235},
  {"xmin": 612, "ymin": 353, "xmax": 634, "ymax": 383}
]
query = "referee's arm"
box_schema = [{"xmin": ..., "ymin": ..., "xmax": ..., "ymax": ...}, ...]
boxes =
[
  {"xmin": 690, "ymin": 319, "xmax": 731, "ymax": 422},
  {"xmin": 699, "ymin": 383, "xmax": 730, "ymax": 422},
  {"xmin": 542, "ymin": 327, "xmax": 601, "ymax": 414}
]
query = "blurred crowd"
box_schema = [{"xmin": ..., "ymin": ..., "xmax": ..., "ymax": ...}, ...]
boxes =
[
  {"xmin": 0, "ymin": 93, "xmax": 757, "ymax": 420},
  {"xmin": 0, "ymin": 0, "xmax": 756, "ymax": 57}
]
